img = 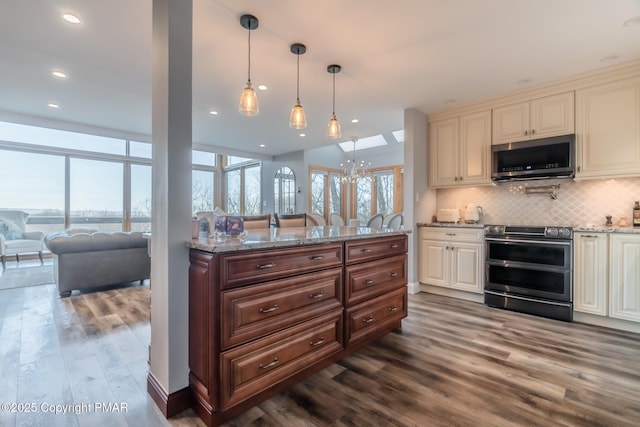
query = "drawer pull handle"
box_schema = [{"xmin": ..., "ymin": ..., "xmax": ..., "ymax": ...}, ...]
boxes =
[
  {"xmin": 256, "ymin": 262, "xmax": 277, "ymax": 269},
  {"xmin": 309, "ymin": 255, "xmax": 325, "ymax": 260},
  {"xmin": 309, "ymin": 338, "xmax": 326, "ymax": 347},
  {"xmin": 309, "ymin": 292, "xmax": 325, "ymax": 299},
  {"xmin": 362, "ymin": 316, "xmax": 376, "ymax": 324},
  {"xmin": 361, "ymin": 248, "xmax": 373, "ymax": 253},
  {"xmin": 363, "ymin": 279, "xmax": 375, "ymax": 286},
  {"xmin": 581, "ymin": 235, "xmax": 599, "ymax": 238},
  {"xmin": 446, "ymin": 233, "xmax": 456, "ymax": 236},
  {"xmin": 388, "ymin": 306, "xmax": 399, "ymax": 312},
  {"xmin": 259, "ymin": 357, "xmax": 279, "ymax": 369},
  {"xmin": 389, "ymin": 272, "xmax": 398, "ymax": 278},
  {"xmin": 259, "ymin": 305, "xmax": 280, "ymax": 314},
  {"xmin": 390, "ymin": 244, "xmax": 400, "ymax": 248}
]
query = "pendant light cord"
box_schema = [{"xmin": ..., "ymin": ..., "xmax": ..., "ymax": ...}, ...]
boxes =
[
  {"xmin": 247, "ymin": 25, "xmax": 252, "ymax": 83},
  {"xmin": 332, "ymin": 71, "xmax": 336, "ymax": 115},
  {"xmin": 296, "ymin": 51, "xmax": 300, "ymax": 101}
]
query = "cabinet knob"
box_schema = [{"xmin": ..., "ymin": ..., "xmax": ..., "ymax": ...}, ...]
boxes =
[
  {"xmin": 577, "ymin": 166, "xmax": 581, "ymax": 173},
  {"xmin": 459, "ymin": 176, "xmax": 463, "ymax": 181},
  {"xmin": 524, "ymin": 130, "xmax": 528, "ymax": 136}
]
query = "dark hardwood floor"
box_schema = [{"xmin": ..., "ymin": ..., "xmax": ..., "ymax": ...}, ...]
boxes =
[{"xmin": 1, "ymin": 266, "xmax": 639, "ymax": 426}]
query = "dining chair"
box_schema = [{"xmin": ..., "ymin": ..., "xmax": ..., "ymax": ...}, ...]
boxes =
[
  {"xmin": 366, "ymin": 213, "xmax": 384, "ymax": 230},
  {"xmin": 274, "ymin": 213, "xmax": 306, "ymax": 228},
  {"xmin": 329, "ymin": 213, "xmax": 344, "ymax": 226},
  {"xmin": 307, "ymin": 213, "xmax": 326, "ymax": 226},
  {"xmin": 384, "ymin": 213, "xmax": 403, "ymax": 230},
  {"xmin": 242, "ymin": 214, "xmax": 271, "ymax": 230}
]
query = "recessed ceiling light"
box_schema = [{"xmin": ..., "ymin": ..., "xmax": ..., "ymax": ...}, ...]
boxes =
[
  {"xmin": 257, "ymin": 84, "xmax": 268, "ymax": 91},
  {"xmin": 444, "ymin": 99, "xmax": 456, "ymax": 104},
  {"xmin": 51, "ymin": 70, "xmax": 67, "ymax": 79},
  {"xmin": 516, "ymin": 78, "xmax": 532, "ymax": 85},
  {"xmin": 351, "ymin": 118, "xmax": 359, "ymax": 123},
  {"xmin": 299, "ymin": 133, "xmax": 306, "ymax": 137},
  {"xmin": 623, "ymin": 16, "xmax": 640, "ymax": 27},
  {"xmin": 259, "ymin": 144, "xmax": 266, "ymax": 148},
  {"xmin": 61, "ymin": 12, "xmax": 81, "ymax": 25},
  {"xmin": 209, "ymin": 110, "xmax": 218, "ymax": 115},
  {"xmin": 601, "ymin": 54, "xmax": 620, "ymax": 62},
  {"xmin": 47, "ymin": 103, "xmax": 59, "ymax": 109}
]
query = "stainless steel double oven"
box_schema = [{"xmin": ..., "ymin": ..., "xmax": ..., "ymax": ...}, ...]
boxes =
[{"xmin": 484, "ymin": 225, "xmax": 573, "ymax": 321}]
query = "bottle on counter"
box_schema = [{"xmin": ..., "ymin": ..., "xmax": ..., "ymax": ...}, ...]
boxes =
[{"xmin": 634, "ymin": 201, "xmax": 640, "ymax": 227}]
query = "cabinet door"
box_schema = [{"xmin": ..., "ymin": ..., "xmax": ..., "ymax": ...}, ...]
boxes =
[
  {"xmin": 429, "ymin": 118, "xmax": 459, "ymax": 187},
  {"xmin": 451, "ymin": 242, "xmax": 483, "ymax": 293},
  {"xmin": 609, "ymin": 234, "xmax": 640, "ymax": 322},
  {"xmin": 576, "ymin": 77, "xmax": 640, "ymax": 179},
  {"xmin": 418, "ymin": 239, "xmax": 449, "ymax": 287},
  {"xmin": 530, "ymin": 92, "xmax": 575, "ymax": 139},
  {"xmin": 492, "ymin": 102, "xmax": 529, "ymax": 144},
  {"xmin": 573, "ymin": 233, "xmax": 608, "ymax": 316},
  {"xmin": 459, "ymin": 110, "xmax": 491, "ymax": 185}
]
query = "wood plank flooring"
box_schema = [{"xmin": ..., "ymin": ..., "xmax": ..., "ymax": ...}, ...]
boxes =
[{"xmin": 1, "ymin": 273, "xmax": 639, "ymax": 426}]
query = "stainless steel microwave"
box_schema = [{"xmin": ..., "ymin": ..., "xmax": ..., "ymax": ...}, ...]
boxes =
[{"xmin": 491, "ymin": 134, "xmax": 575, "ymax": 182}]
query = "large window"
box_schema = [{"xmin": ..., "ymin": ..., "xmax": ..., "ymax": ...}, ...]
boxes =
[
  {"xmin": 274, "ymin": 166, "xmax": 296, "ymax": 215},
  {"xmin": 309, "ymin": 167, "xmax": 345, "ymax": 222},
  {"xmin": 224, "ymin": 157, "xmax": 261, "ymax": 216},
  {"xmin": 352, "ymin": 166, "xmax": 403, "ymax": 222},
  {"xmin": 131, "ymin": 164, "xmax": 152, "ymax": 231}
]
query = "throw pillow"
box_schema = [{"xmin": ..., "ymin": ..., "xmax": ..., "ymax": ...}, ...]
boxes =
[{"xmin": 0, "ymin": 219, "xmax": 24, "ymax": 240}]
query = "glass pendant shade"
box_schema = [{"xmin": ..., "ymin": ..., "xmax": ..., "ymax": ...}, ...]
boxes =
[
  {"xmin": 327, "ymin": 113, "xmax": 341, "ymax": 139},
  {"xmin": 289, "ymin": 100, "xmax": 307, "ymax": 129},
  {"xmin": 239, "ymin": 82, "xmax": 259, "ymax": 116}
]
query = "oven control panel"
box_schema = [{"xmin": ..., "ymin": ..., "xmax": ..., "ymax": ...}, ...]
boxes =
[{"xmin": 484, "ymin": 225, "xmax": 572, "ymax": 240}]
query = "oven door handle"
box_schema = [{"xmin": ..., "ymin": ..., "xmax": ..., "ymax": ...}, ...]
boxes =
[
  {"xmin": 485, "ymin": 237, "xmax": 571, "ymax": 246},
  {"xmin": 484, "ymin": 290, "xmax": 572, "ymax": 308}
]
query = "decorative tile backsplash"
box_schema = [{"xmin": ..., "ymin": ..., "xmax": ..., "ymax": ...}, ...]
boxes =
[{"xmin": 436, "ymin": 177, "xmax": 640, "ymax": 227}]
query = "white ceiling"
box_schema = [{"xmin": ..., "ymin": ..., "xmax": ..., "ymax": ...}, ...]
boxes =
[{"xmin": 1, "ymin": 0, "xmax": 639, "ymax": 157}]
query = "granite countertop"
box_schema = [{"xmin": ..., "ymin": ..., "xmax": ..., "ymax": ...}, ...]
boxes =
[
  {"xmin": 417, "ymin": 222, "xmax": 484, "ymax": 229},
  {"xmin": 574, "ymin": 225, "xmax": 640, "ymax": 234},
  {"xmin": 187, "ymin": 225, "xmax": 411, "ymax": 253}
]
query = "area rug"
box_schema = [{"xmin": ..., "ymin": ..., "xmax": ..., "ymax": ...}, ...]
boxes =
[{"xmin": 0, "ymin": 264, "xmax": 55, "ymax": 290}]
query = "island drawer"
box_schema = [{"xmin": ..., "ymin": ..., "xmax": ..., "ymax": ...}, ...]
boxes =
[
  {"xmin": 220, "ymin": 243, "xmax": 343, "ymax": 288},
  {"xmin": 220, "ymin": 309, "xmax": 343, "ymax": 410},
  {"xmin": 345, "ymin": 235, "xmax": 407, "ymax": 264},
  {"xmin": 221, "ymin": 268, "xmax": 343, "ymax": 349},
  {"xmin": 345, "ymin": 254, "xmax": 407, "ymax": 305},
  {"xmin": 345, "ymin": 286, "xmax": 407, "ymax": 346}
]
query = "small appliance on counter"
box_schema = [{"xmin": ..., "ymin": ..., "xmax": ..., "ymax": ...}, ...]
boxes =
[
  {"xmin": 464, "ymin": 204, "xmax": 483, "ymax": 224},
  {"xmin": 436, "ymin": 208, "xmax": 460, "ymax": 223}
]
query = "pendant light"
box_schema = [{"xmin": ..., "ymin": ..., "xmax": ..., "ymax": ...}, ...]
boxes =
[
  {"xmin": 289, "ymin": 43, "xmax": 307, "ymax": 129},
  {"xmin": 326, "ymin": 64, "xmax": 342, "ymax": 139},
  {"xmin": 238, "ymin": 14, "xmax": 259, "ymax": 116}
]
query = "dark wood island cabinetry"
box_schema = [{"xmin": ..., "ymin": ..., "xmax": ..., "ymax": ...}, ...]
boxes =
[{"xmin": 187, "ymin": 228, "xmax": 408, "ymax": 426}]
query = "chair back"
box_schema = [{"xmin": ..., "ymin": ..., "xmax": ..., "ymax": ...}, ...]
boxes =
[
  {"xmin": 385, "ymin": 213, "xmax": 403, "ymax": 230},
  {"xmin": 307, "ymin": 213, "xmax": 326, "ymax": 226},
  {"xmin": 275, "ymin": 213, "xmax": 306, "ymax": 228},
  {"xmin": 366, "ymin": 213, "xmax": 384, "ymax": 230},
  {"xmin": 242, "ymin": 215, "xmax": 271, "ymax": 230},
  {"xmin": 329, "ymin": 213, "xmax": 344, "ymax": 226}
]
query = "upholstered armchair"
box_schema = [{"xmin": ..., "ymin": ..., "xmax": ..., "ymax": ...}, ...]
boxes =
[{"xmin": 0, "ymin": 210, "xmax": 45, "ymax": 269}]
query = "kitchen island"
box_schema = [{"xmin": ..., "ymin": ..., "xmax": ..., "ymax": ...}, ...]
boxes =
[{"xmin": 187, "ymin": 226, "xmax": 409, "ymax": 426}]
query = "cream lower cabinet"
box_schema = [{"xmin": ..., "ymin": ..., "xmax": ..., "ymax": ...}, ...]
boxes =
[
  {"xmin": 574, "ymin": 232, "xmax": 640, "ymax": 323},
  {"xmin": 573, "ymin": 232, "xmax": 608, "ymax": 315},
  {"xmin": 418, "ymin": 227, "xmax": 483, "ymax": 294},
  {"xmin": 609, "ymin": 233, "xmax": 640, "ymax": 322},
  {"xmin": 575, "ymin": 76, "xmax": 640, "ymax": 179}
]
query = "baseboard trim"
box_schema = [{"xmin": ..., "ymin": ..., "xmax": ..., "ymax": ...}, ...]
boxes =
[{"xmin": 147, "ymin": 372, "xmax": 191, "ymax": 418}]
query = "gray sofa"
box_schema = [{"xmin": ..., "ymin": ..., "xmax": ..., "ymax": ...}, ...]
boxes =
[{"xmin": 45, "ymin": 231, "xmax": 150, "ymax": 297}]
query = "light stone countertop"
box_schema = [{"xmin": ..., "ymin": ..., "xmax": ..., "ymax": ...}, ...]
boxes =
[
  {"xmin": 187, "ymin": 225, "xmax": 411, "ymax": 253},
  {"xmin": 573, "ymin": 225, "xmax": 640, "ymax": 234}
]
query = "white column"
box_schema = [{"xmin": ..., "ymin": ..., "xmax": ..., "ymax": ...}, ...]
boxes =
[
  {"xmin": 403, "ymin": 108, "xmax": 434, "ymax": 294},
  {"xmin": 150, "ymin": 0, "xmax": 192, "ymax": 398}
]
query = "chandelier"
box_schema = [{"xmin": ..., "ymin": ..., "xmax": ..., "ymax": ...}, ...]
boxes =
[{"xmin": 340, "ymin": 137, "xmax": 371, "ymax": 184}]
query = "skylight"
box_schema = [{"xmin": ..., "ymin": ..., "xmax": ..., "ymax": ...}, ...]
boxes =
[
  {"xmin": 339, "ymin": 134, "xmax": 387, "ymax": 152},
  {"xmin": 392, "ymin": 130, "xmax": 404, "ymax": 143}
]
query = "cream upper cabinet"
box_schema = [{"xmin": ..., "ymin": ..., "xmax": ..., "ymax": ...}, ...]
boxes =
[
  {"xmin": 418, "ymin": 227, "xmax": 483, "ymax": 294},
  {"xmin": 575, "ymin": 76, "xmax": 640, "ymax": 179},
  {"xmin": 492, "ymin": 92, "xmax": 575, "ymax": 144},
  {"xmin": 429, "ymin": 110, "xmax": 491, "ymax": 188},
  {"xmin": 573, "ymin": 232, "xmax": 608, "ymax": 316},
  {"xmin": 609, "ymin": 233, "xmax": 640, "ymax": 322}
]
